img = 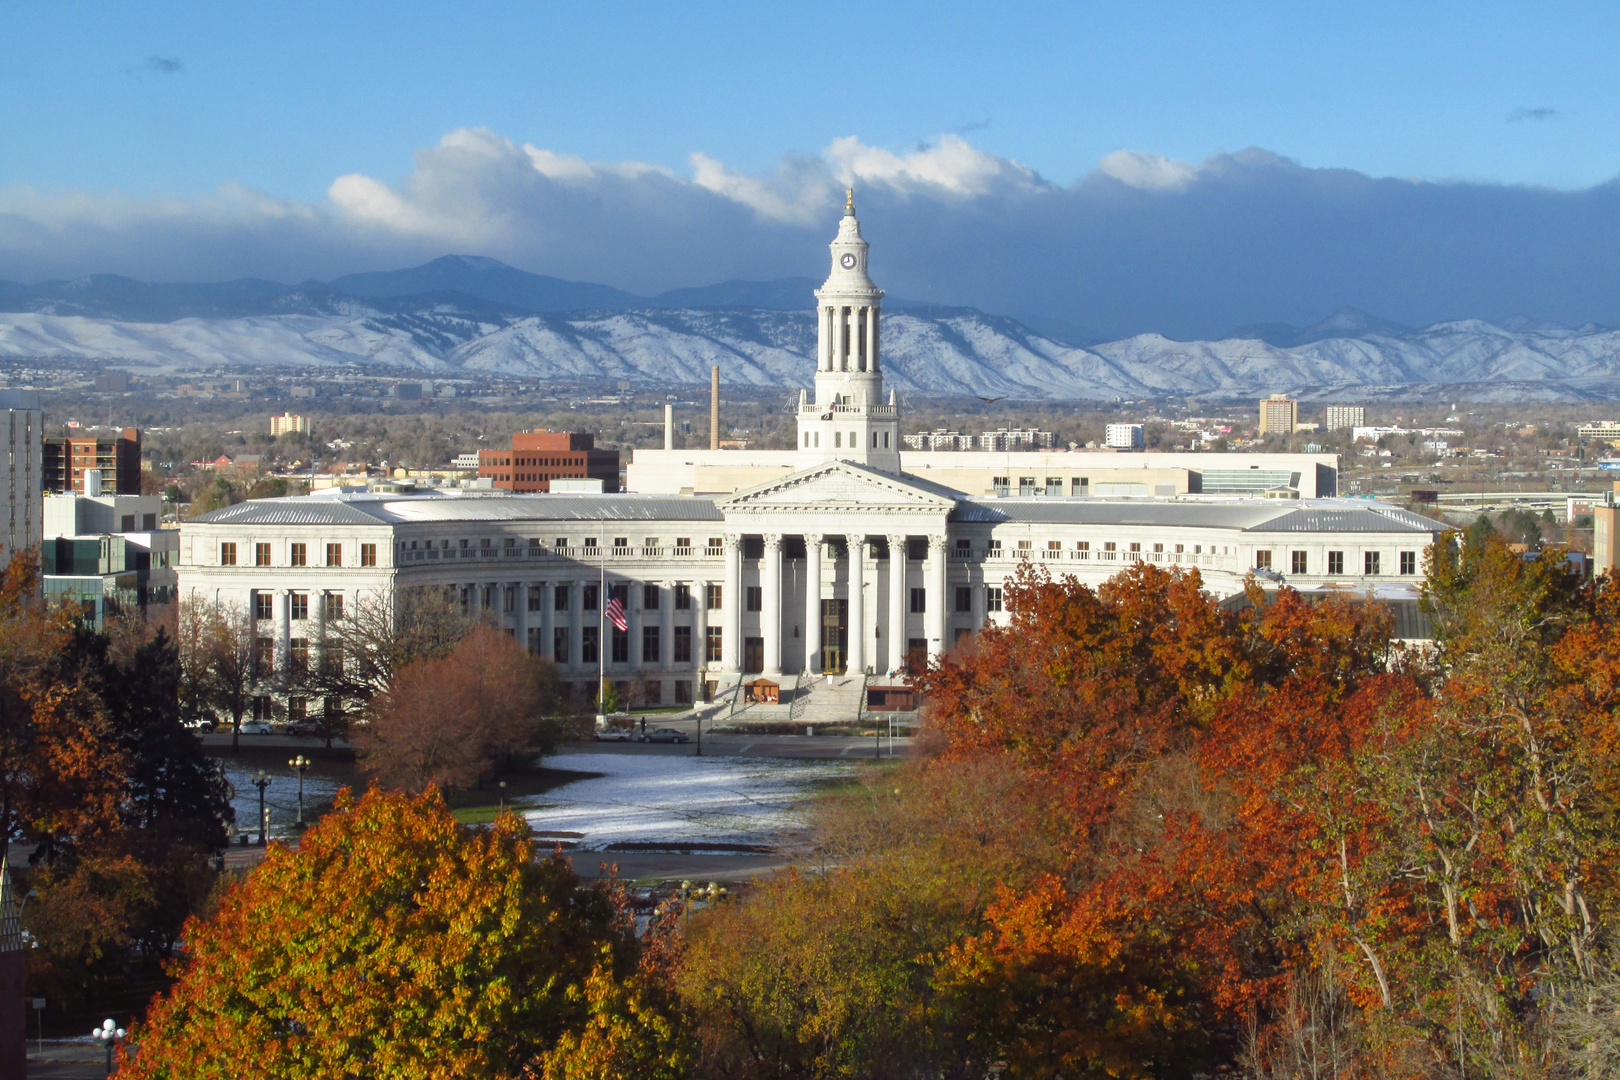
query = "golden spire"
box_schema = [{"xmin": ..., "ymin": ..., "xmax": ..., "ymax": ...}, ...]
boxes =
[{"xmin": 844, "ymin": 187, "xmax": 855, "ymax": 215}]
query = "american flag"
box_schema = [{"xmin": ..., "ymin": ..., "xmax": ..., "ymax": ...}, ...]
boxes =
[{"xmin": 605, "ymin": 595, "xmax": 628, "ymax": 632}]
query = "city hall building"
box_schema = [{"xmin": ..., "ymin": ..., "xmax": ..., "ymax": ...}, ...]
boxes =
[{"xmin": 180, "ymin": 196, "xmax": 1441, "ymax": 711}]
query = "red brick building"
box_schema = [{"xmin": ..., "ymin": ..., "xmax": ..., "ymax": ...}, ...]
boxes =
[
  {"xmin": 42, "ymin": 426, "xmax": 142, "ymax": 494},
  {"xmin": 478, "ymin": 431, "xmax": 620, "ymax": 492}
]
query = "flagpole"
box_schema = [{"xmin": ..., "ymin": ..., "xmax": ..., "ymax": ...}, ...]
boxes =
[{"xmin": 599, "ymin": 545, "xmax": 606, "ymax": 710}]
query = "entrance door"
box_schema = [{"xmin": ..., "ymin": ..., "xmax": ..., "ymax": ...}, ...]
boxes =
[
  {"xmin": 820, "ymin": 599, "xmax": 848, "ymax": 674},
  {"xmin": 743, "ymin": 636, "xmax": 764, "ymax": 675}
]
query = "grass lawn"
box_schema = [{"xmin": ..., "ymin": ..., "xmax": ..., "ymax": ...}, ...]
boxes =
[{"xmin": 445, "ymin": 763, "xmax": 602, "ymax": 824}]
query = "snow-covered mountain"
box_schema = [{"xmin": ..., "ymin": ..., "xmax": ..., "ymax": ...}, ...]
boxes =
[{"xmin": 6, "ymin": 302, "xmax": 1620, "ymax": 401}]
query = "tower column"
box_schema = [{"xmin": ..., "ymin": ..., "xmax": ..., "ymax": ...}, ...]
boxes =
[
  {"xmin": 803, "ymin": 533, "xmax": 823, "ymax": 674},
  {"xmin": 868, "ymin": 305, "xmax": 879, "ymax": 372},
  {"xmin": 846, "ymin": 535, "xmax": 867, "ymax": 675},
  {"xmin": 886, "ymin": 533, "xmax": 908, "ymax": 674}
]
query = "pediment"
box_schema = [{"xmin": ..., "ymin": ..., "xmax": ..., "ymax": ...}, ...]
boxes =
[{"xmin": 718, "ymin": 461, "xmax": 957, "ymax": 514}]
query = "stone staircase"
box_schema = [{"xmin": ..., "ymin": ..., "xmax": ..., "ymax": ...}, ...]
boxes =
[{"xmin": 705, "ymin": 671, "xmax": 870, "ymax": 728}]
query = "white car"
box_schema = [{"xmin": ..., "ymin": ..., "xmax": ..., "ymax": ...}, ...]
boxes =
[
  {"xmin": 239, "ymin": 720, "xmax": 273, "ymax": 735},
  {"xmin": 593, "ymin": 727, "xmax": 634, "ymax": 742}
]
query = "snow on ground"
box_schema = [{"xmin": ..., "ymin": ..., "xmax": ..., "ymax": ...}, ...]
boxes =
[
  {"xmin": 522, "ymin": 753, "xmax": 852, "ymax": 850},
  {"xmin": 217, "ymin": 760, "xmax": 346, "ymax": 842}
]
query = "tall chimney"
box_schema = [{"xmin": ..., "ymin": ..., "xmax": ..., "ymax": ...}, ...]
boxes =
[
  {"xmin": 709, "ymin": 365, "xmax": 720, "ymax": 450},
  {"xmin": 664, "ymin": 402, "xmax": 674, "ymax": 450}
]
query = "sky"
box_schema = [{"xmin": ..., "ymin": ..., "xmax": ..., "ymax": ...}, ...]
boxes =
[{"xmin": 4, "ymin": 1, "xmax": 1620, "ymax": 340}]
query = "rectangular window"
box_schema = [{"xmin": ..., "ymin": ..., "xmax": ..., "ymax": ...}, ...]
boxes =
[
  {"xmin": 581, "ymin": 626, "xmax": 599, "ymax": 663},
  {"xmin": 1400, "ymin": 550, "xmax": 1417, "ymax": 575},
  {"xmin": 674, "ymin": 583, "xmax": 692, "ymax": 610},
  {"xmin": 1365, "ymin": 551, "xmax": 1382, "ymax": 575},
  {"xmin": 986, "ymin": 587, "xmax": 1003, "ymax": 613},
  {"xmin": 642, "ymin": 625, "xmax": 660, "ymax": 663},
  {"xmin": 252, "ymin": 695, "xmax": 272, "ymax": 721},
  {"xmin": 220, "ymin": 542, "xmax": 237, "ymax": 566},
  {"xmin": 554, "ymin": 584, "xmax": 569, "ymax": 611},
  {"xmin": 322, "ymin": 645, "xmax": 345, "ymax": 677},
  {"xmin": 254, "ymin": 542, "xmax": 271, "ymax": 566},
  {"xmin": 1328, "ymin": 550, "xmax": 1345, "ymax": 575},
  {"xmin": 360, "ymin": 543, "xmax": 377, "ymax": 567},
  {"xmin": 287, "ymin": 697, "xmax": 306, "ymax": 720},
  {"xmin": 290, "ymin": 593, "xmax": 309, "ymax": 621},
  {"xmin": 611, "ymin": 629, "xmax": 629, "ymax": 663},
  {"xmin": 706, "ymin": 584, "xmax": 722, "ymax": 610},
  {"xmin": 643, "ymin": 584, "xmax": 660, "ymax": 610},
  {"xmin": 290, "ymin": 638, "xmax": 309, "ymax": 670},
  {"xmin": 254, "ymin": 637, "xmax": 274, "ymax": 671},
  {"xmin": 707, "ymin": 537, "xmax": 723, "ymax": 553},
  {"xmin": 608, "ymin": 583, "xmax": 627, "ymax": 608},
  {"xmin": 955, "ymin": 586, "xmax": 972, "ymax": 613},
  {"xmin": 1291, "ymin": 551, "xmax": 1307, "ymax": 574},
  {"xmin": 253, "ymin": 592, "xmax": 273, "ymax": 620},
  {"xmin": 526, "ymin": 586, "xmax": 542, "ymax": 612},
  {"xmin": 290, "ymin": 542, "xmax": 307, "ymax": 567},
  {"xmin": 910, "ymin": 587, "xmax": 926, "ymax": 614},
  {"xmin": 503, "ymin": 586, "xmax": 516, "ymax": 614},
  {"xmin": 553, "ymin": 626, "xmax": 569, "ymax": 663},
  {"xmin": 675, "ymin": 680, "xmax": 693, "ymax": 704},
  {"xmin": 326, "ymin": 543, "xmax": 342, "ymax": 567},
  {"xmin": 613, "ymin": 536, "xmax": 629, "ymax": 550},
  {"xmin": 745, "ymin": 586, "xmax": 762, "ymax": 612},
  {"xmin": 705, "ymin": 626, "xmax": 723, "ymax": 662},
  {"xmin": 582, "ymin": 584, "xmax": 599, "ymax": 611},
  {"xmin": 955, "ymin": 538, "xmax": 971, "ymax": 554},
  {"xmin": 1047, "ymin": 540, "xmax": 1061, "ymax": 551},
  {"xmin": 1071, "ymin": 477, "xmax": 1089, "ymax": 495},
  {"xmin": 322, "ymin": 593, "xmax": 344, "ymax": 621},
  {"xmin": 644, "ymin": 680, "xmax": 662, "ymax": 706},
  {"xmin": 1254, "ymin": 550, "xmax": 1273, "ymax": 570},
  {"xmin": 674, "ymin": 625, "xmax": 692, "ymax": 663}
]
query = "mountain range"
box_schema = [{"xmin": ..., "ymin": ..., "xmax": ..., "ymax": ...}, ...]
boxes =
[{"xmin": 1, "ymin": 256, "xmax": 1618, "ymax": 402}]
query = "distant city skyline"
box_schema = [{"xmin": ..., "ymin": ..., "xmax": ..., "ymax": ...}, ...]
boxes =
[{"xmin": 4, "ymin": 2, "xmax": 1619, "ymax": 339}]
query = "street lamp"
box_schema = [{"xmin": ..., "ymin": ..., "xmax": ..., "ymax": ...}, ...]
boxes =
[
  {"xmin": 93, "ymin": 1018, "xmax": 125, "ymax": 1075},
  {"xmin": 288, "ymin": 755, "xmax": 310, "ymax": 828},
  {"xmin": 498, "ymin": 780, "xmax": 507, "ymax": 811},
  {"xmin": 252, "ymin": 770, "xmax": 272, "ymax": 846}
]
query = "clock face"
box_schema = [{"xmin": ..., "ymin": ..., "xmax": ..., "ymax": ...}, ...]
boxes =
[{"xmin": 840, "ymin": 253, "xmax": 857, "ymax": 270}]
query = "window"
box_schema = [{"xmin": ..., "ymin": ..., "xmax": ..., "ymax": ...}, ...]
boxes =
[
  {"xmin": 143, "ymin": 513, "xmax": 157, "ymax": 530},
  {"xmin": 1254, "ymin": 550, "xmax": 1273, "ymax": 571},
  {"xmin": 323, "ymin": 543, "xmax": 341, "ymax": 567},
  {"xmin": 674, "ymin": 625, "xmax": 692, "ymax": 663},
  {"xmin": 1400, "ymin": 551, "xmax": 1417, "ymax": 575},
  {"xmin": 706, "ymin": 584, "xmax": 723, "ymax": 610},
  {"xmin": 554, "ymin": 584, "xmax": 569, "ymax": 611},
  {"xmin": 255, "ymin": 542, "xmax": 271, "ymax": 566},
  {"xmin": 220, "ymin": 542, "xmax": 237, "ymax": 566},
  {"xmin": 581, "ymin": 627, "xmax": 599, "ymax": 663},
  {"xmin": 553, "ymin": 626, "xmax": 569, "ymax": 663},
  {"xmin": 290, "ymin": 638, "xmax": 310, "ymax": 670},
  {"xmin": 503, "ymin": 586, "xmax": 516, "ymax": 613},
  {"xmin": 555, "ymin": 537, "xmax": 569, "ymax": 549},
  {"xmin": 834, "ymin": 432, "xmax": 841, "ymax": 448},
  {"xmin": 252, "ymin": 695, "xmax": 272, "ymax": 721},
  {"xmin": 290, "ymin": 542, "xmax": 307, "ymax": 567},
  {"xmin": 1017, "ymin": 540, "xmax": 1032, "ymax": 551},
  {"xmin": 644, "ymin": 680, "xmax": 662, "ymax": 705},
  {"xmin": 955, "ymin": 538, "xmax": 971, "ymax": 554},
  {"xmin": 323, "ymin": 593, "xmax": 344, "ymax": 621},
  {"xmin": 360, "ymin": 543, "xmax": 377, "ymax": 567},
  {"xmin": 608, "ymin": 584, "xmax": 627, "ymax": 608},
  {"xmin": 1328, "ymin": 550, "xmax": 1345, "ymax": 575},
  {"xmin": 908, "ymin": 538, "xmax": 928, "ymax": 560},
  {"xmin": 676, "ymin": 537, "xmax": 691, "ymax": 550},
  {"xmin": 910, "ymin": 587, "xmax": 926, "ymax": 613},
  {"xmin": 583, "ymin": 537, "xmax": 598, "ymax": 549},
  {"xmin": 1072, "ymin": 477, "xmax": 1089, "ymax": 495},
  {"xmin": 707, "ymin": 537, "xmax": 723, "ymax": 553},
  {"xmin": 583, "ymin": 584, "xmax": 599, "ymax": 610},
  {"xmin": 290, "ymin": 593, "xmax": 309, "ymax": 621},
  {"xmin": 526, "ymin": 586, "xmax": 542, "ymax": 612},
  {"xmin": 253, "ymin": 592, "xmax": 273, "ymax": 620},
  {"xmin": 986, "ymin": 587, "xmax": 1003, "ymax": 613},
  {"xmin": 705, "ymin": 626, "xmax": 723, "ymax": 662},
  {"xmin": 1291, "ymin": 551, "xmax": 1308, "ymax": 574},
  {"xmin": 1104, "ymin": 542, "xmax": 1117, "ymax": 552},
  {"xmin": 1365, "ymin": 551, "xmax": 1382, "ymax": 575},
  {"xmin": 611, "ymin": 629, "xmax": 629, "ymax": 663},
  {"xmin": 746, "ymin": 586, "xmax": 763, "ymax": 612},
  {"xmin": 643, "ymin": 625, "xmax": 660, "ymax": 663},
  {"xmin": 288, "ymin": 697, "xmax": 307, "ymax": 720},
  {"xmin": 324, "ymin": 695, "xmax": 344, "ymax": 718},
  {"xmin": 674, "ymin": 583, "xmax": 692, "ymax": 610},
  {"xmin": 644, "ymin": 584, "xmax": 660, "ymax": 610},
  {"xmin": 988, "ymin": 538, "xmax": 1002, "ymax": 551},
  {"xmin": 955, "ymin": 586, "xmax": 972, "ymax": 613},
  {"xmin": 613, "ymin": 536, "xmax": 629, "ymax": 550},
  {"xmin": 675, "ymin": 680, "xmax": 693, "ymax": 705},
  {"xmin": 254, "ymin": 637, "xmax": 274, "ymax": 671}
]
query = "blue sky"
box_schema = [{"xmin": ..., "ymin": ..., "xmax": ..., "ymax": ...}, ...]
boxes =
[{"xmin": 4, "ymin": 1, "xmax": 1620, "ymax": 337}]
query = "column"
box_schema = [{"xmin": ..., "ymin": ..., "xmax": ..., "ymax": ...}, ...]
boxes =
[
  {"xmin": 803, "ymin": 534, "xmax": 822, "ymax": 675},
  {"xmin": 722, "ymin": 535, "xmax": 742, "ymax": 673},
  {"xmin": 821, "ymin": 307, "xmax": 832, "ymax": 371},
  {"xmin": 927, "ymin": 535, "xmax": 949, "ymax": 662},
  {"xmin": 840, "ymin": 307, "xmax": 852, "ymax": 371},
  {"xmin": 273, "ymin": 589, "xmax": 291, "ymax": 674},
  {"xmin": 846, "ymin": 534, "xmax": 867, "ymax": 675},
  {"xmin": 886, "ymin": 533, "xmax": 908, "ymax": 675},
  {"xmin": 627, "ymin": 581, "xmax": 641, "ymax": 674},
  {"xmin": 514, "ymin": 581, "xmax": 528, "ymax": 650},
  {"xmin": 538, "ymin": 580, "xmax": 553, "ymax": 660},
  {"xmin": 694, "ymin": 578, "xmax": 710, "ymax": 672},
  {"xmin": 467, "ymin": 581, "xmax": 481, "ymax": 618},
  {"xmin": 660, "ymin": 580, "xmax": 673, "ymax": 672},
  {"xmin": 568, "ymin": 581, "xmax": 580, "ymax": 670},
  {"xmin": 762, "ymin": 534, "xmax": 783, "ymax": 677},
  {"xmin": 868, "ymin": 304, "xmax": 879, "ymax": 372}
]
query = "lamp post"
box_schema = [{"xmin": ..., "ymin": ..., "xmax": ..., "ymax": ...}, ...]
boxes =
[
  {"xmin": 288, "ymin": 755, "xmax": 310, "ymax": 828},
  {"xmin": 498, "ymin": 780, "xmax": 507, "ymax": 811},
  {"xmin": 92, "ymin": 1018, "xmax": 125, "ymax": 1075},
  {"xmin": 252, "ymin": 770, "xmax": 272, "ymax": 846}
]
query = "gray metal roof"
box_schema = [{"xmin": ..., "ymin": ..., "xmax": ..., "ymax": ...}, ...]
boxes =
[
  {"xmin": 191, "ymin": 490, "xmax": 724, "ymax": 527},
  {"xmin": 951, "ymin": 497, "xmax": 1441, "ymax": 535}
]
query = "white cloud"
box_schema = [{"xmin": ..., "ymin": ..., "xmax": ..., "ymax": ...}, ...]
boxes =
[
  {"xmin": 825, "ymin": 134, "xmax": 1048, "ymax": 198},
  {"xmin": 1096, "ymin": 150, "xmax": 1199, "ymax": 191}
]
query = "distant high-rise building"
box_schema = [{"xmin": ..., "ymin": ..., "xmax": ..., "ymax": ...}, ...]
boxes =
[
  {"xmin": 479, "ymin": 431, "xmax": 620, "ymax": 493},
  {"xmin": 271, "ymin": 413, "xmax": 311, "ymax": 437},
  {"xmin": 41, "ymin": 427, "xmax": 141, "ymax": 496},
  {"xmin": 0, "ymin": 392, "xmax": 42, "ymax": 567},
  {"xmin": 1258, "ymin": 395, "xmax": 1298, "ymax": 437},
  {"xmin": 1325, "ymin": 405, "xmax": 1365, "ymax": 431},
  {"xmin": 1104, "ymin": 423, "xmax": 1146, "ymax": 450}
]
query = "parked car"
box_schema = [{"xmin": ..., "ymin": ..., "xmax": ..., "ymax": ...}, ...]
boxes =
[
  {"xmin": 640, "ymin": 727, "xmax": 688, "ymax": 744},
  {"xmin": 284, "ymin": 719, "xmax": 323, "ymax": 736},
  {"xmin": 239, "ymin": 720, "xmax": 273, "ymax": 735}
]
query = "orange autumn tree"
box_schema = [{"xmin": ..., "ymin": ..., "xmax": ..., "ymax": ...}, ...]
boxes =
[{"xmin": 123, "ymin": 787, "xmax": 680, "ymax": 1080}]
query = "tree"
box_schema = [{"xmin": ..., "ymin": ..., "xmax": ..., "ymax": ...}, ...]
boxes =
[
  {"xmin": 122, "ymin": 788, "xmax": 637, "ymax": 1080},
  {"xmin": 356, "ymin": 624, "xmax": 562, "ymax": 793},
  {"xmin": 296, "ymin": 586, "xmax": 473, "ymax": 720},
  {"xmin": 178, "ymin": 599, "xmax": 258, "ymax": 750}
]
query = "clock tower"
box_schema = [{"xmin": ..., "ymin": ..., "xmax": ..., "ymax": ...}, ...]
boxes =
[{"xmin": 797, "ymin": 190, "xmax": 902, "ymax": 473}]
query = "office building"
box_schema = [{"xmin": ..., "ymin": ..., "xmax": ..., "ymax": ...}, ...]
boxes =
[
  {"xmin": 1325, "ymin": 406, "xmax": 1366, "ymax": 431},
  {"xmin": 478, "ymin": 432, "xmax": 620, "ymax": 493},
  {"xmin": 1258, "ymin": 395, "xmax": 1298, "ymax": 437},
  {"xmin": 1105, "ymin": 424, "xmax": 1146, "ymax": 451},
  {"xmin": 41, "ymin": 427, "xmax": 142, "ymax": 495}
]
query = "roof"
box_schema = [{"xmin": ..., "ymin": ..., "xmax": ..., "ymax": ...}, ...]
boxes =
[
  {"xmin": 950, "ymin": 497, "xmax": 1441, "ymax": 535},
  {"xmin": 190, "ymin": 489, "xmax": 724, "ymax": 527}
]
